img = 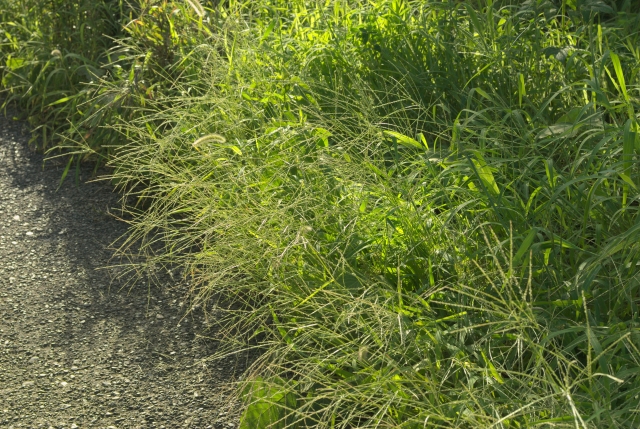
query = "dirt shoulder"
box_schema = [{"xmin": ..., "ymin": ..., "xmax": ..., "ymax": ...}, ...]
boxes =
[{"xmin": 0, "ymin": 113, "xmax": 241, "ymax": 429}]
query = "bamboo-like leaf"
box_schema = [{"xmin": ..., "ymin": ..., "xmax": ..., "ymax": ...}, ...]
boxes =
[
  {"xmin": 518, "ymin": 73, "xmax": 526, "ymax": 107},
  {"xmin": 514, "ymin": 228, "xmax": 537, "ymax": 263},
  {"xmin": 481, "ymin": 350, "xmax": 504, "ymax": 384},
  {"xmin": 48, "ymin": 96, "xmax": 72, "ymax": 106},
  {"xmin": 383, "ymin": 130, "xmax": 423, "ymax": 149},
  {"xmin": 610, "ymin": 52, "xmax": 628, "ymax": 102},
  {"xmin": 622, "ymin": 119, "xmax": 635, "ymax": 205},
  {"xmin": 471, "ymin": 154, "xmax": 500, "ymax": 196},
  {"xmin": 260, "ymin": 18, "xmax": 277, "ymax": 43}
]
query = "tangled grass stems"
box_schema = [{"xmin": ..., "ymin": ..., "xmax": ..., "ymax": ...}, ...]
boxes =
[
  {"xmin": 106, "ymin": 6, "xmax": 640, "ymax": 421},
  {"xmin": 3, "ymin": 0, "xmax": 640, "ymax": 427}
]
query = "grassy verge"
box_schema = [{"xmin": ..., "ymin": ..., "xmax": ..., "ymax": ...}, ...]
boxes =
[{"xmin": 3, "ymin": 0, "xmax": 640, "ymax": 427}]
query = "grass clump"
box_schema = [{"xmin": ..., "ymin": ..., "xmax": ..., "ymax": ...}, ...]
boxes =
[
  {"xmin": 3, "ymin": 0, "xmax": 640, "ymax": 427},
  {"xmin": 0, "ymin": 0, "xmax": 212, "ymax": 175},
  {"xmin": 0, "ymin": 0, "xmax": 125, "ymax": 149},
  {"xmin": 105, "ymin": 1, "xmax": 640, "ymax": 427}
]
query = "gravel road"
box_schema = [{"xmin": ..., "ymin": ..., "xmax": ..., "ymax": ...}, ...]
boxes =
[{"xmin": 0, "ymin": 113, "xmax": 241, "ymax": 428}]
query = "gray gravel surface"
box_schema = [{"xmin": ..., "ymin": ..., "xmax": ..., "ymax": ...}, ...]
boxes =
[{"xmin": 0, "ymin": 113, "xmax": 242, "ymax": 428}]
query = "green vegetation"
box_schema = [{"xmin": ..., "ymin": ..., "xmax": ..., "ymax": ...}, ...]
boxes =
[{"xmin": 2, "ymin": 0, "xmax": 640, "ymax": 427}]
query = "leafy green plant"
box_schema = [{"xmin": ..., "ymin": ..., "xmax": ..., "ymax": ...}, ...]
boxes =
[
  {"xmin": 103, "ymin": 1, "xmax": 640, "ymax": 427},
  {"xmin": 3, "ymin": 0, "xmax": 640, "ymax": 427}
]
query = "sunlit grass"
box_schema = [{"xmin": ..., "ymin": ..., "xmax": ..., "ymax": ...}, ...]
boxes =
[{"xmin": 2, "ymin": 0, "xmax": 640, "ymax": 427}]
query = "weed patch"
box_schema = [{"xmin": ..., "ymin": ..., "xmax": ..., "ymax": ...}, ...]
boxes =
[{"xmin": 2, "ymin": 0, "xmax": 640, "ymax": 427}]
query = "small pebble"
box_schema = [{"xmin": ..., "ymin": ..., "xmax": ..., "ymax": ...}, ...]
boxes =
[
  {"xmin": 28, "ymin": 357, "xmax": 39, "ymax": 364},
  {"xmin": 13, "ymin": 215, "xmax": 19, "ymax": 221},
  {"xmin": 25, "ymin": 231, "xmax": 33, "ymax": 236},
  {"xmin": 156, "ymin": 314, "xmax": 164, "ymax": 319},
  {"xmin": 22, "ymin": 381, "xmax": 35, "ymax": 387}
]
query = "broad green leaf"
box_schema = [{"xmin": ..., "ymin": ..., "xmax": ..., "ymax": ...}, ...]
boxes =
[
  {"xmin": 618, "ymin": 173, "xmax": 637, "ymax": 190},
  {"xmin": 518, "ymin": 73, "xmax": 526, "ymax": 107},
  {"xmin": 622, "ymin": 119, "xmax": 635, "ymax": 205},
  {"xmin": 471, "ymin": 154, "xmax": 500, "ymax": 196},
  {"xmin": 473, "ymin": 87, "xmax": 492, "ymax": 101},
  {"xmin": 610, "ymin": 52, "xmax": 628, "ymax": 102},
  {"xmin": 383, "ymin": 130, "xmax": 423, "ymax": 149},
  {"xmin": 314, "ymin": 127, "xmax": 331, "ymax": 147},
  {"xmin": 514, "ymin": 228, "xmax": 537, "ymax": 263},
  {"xmin": 47, "ymin": 96, "xmax": 72, "ymax": 106},
  {"xmin": 366, "ymin": 162, "xmax": 389, "ymax": 180},
  {"xmin": 5, "ymin": 56, "xmax": 24, "ymax": 70},
  {"xmin": 525, "ymin": 186, "xmax": 542, "ymax": 216},
  {"xmin": 452, "ymin": 117, "xmax": 461, "ymax": 148},
  {"xmin": 536, "ymin": 236, "xmax": 580, "ymax": 251},
  {"xmin": 481, "ymin": 351, "xmax": 504, "ymax": 384},
  {"xmin": 240, "ymin": 377, "xmax": 297, "ymax": 429},
  {"xmin": 145, "ymin": 122, "xmax": 156, "ymax": 140},
  {"xmin": 260, "ymin": 18, "xmax": 277, "ymax": 42},
  {"xmin": 556, "ymin": 107, "xmax": 585, "ymax": 124},
  {"xmin": 464, "ymin": 3, "xmax": 483, "ymax": 35},
  {"xmin": 418, "ymin": 132, "xmax": 429, "ymax": 150}
]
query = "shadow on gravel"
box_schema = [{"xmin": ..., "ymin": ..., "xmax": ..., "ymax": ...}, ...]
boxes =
[{"xmin": 0, "ymin": 113, "xmax": 245, "ymax": 428}]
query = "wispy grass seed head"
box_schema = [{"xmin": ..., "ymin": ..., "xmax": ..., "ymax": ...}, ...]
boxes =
[
  {"xmin": 192, "ymin": 133, "xmax": 226, "ymax": 148},
  {"xmin": 185, "ymin": 0, "xmax": 205, "ymax": 18}
]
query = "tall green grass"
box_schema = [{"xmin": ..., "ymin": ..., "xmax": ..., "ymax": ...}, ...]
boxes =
[
  {"xmin": 3, "ymin": 0, "xmax": 640, "ymax": 427},
  {"xmin": 0, "ymin": 0, "xmax": 211, "ymax": 176},
  {"xmin": 0, "ymin": 0, "xmax": 125, "ymax": 149}
]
